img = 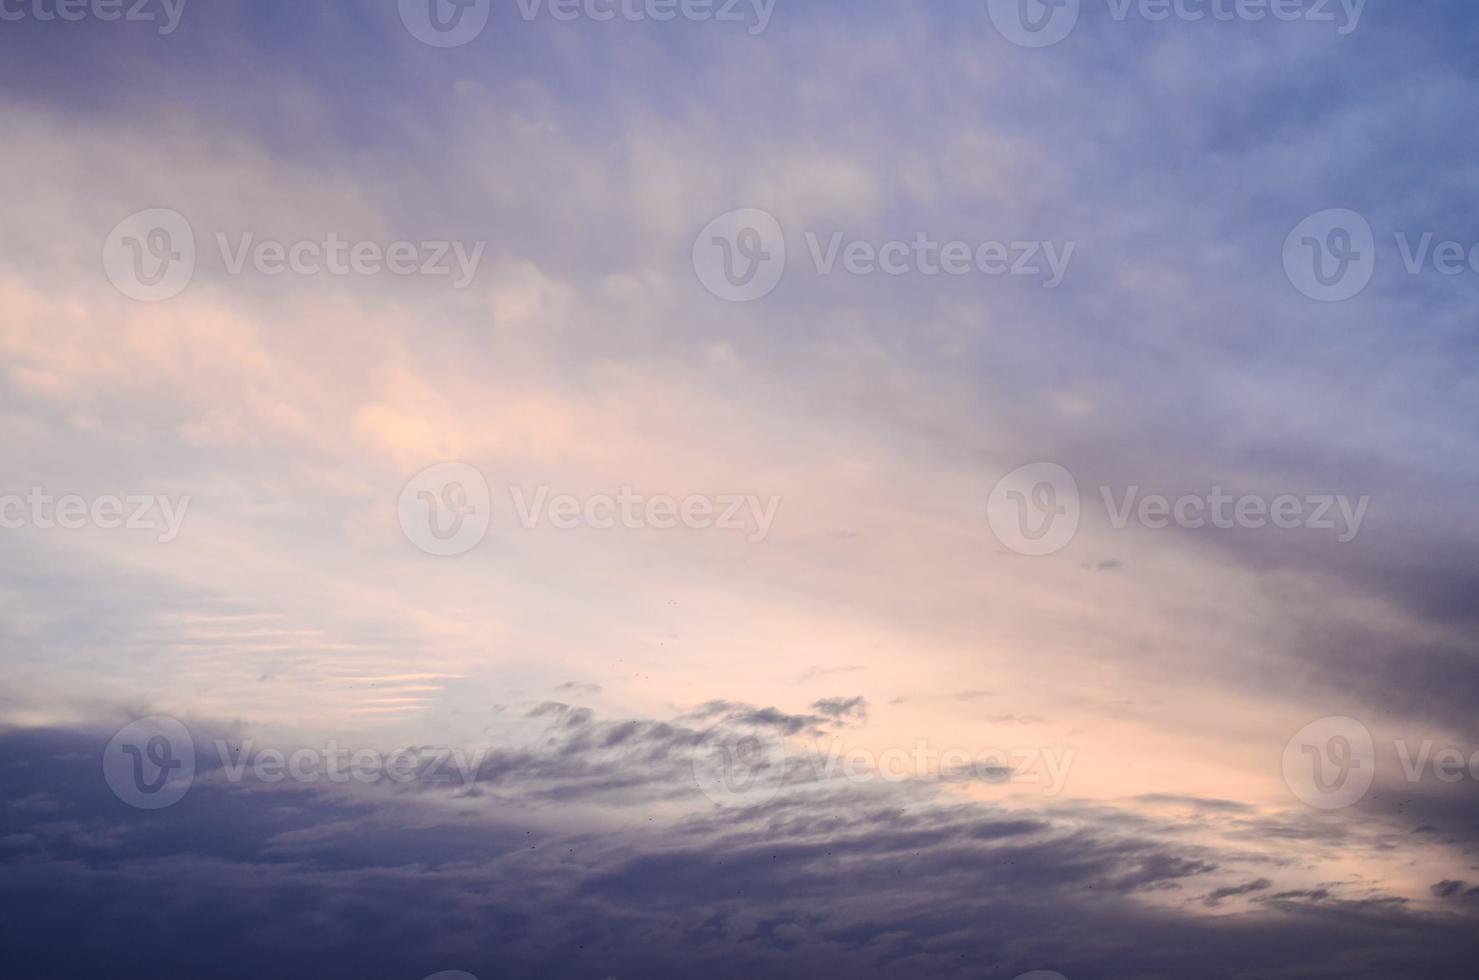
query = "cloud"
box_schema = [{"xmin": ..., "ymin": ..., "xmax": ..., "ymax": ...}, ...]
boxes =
[
  {"xmin": 1204, "ymin": 878, "xmax": 1273, "ymax": 907},
  {"xmin": 811, "ymin": 697, "xmax": 869, "ymax": 724},
  {"xmin": 3, "ymin": 721, "xmax": 1477, "ymax": 980},
  {"xmin": 6, "ymin": 2, "xmax": 1479, "ymax": 978}
]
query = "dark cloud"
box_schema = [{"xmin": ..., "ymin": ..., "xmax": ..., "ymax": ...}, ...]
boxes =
[
  {"xmin": 3, "ymin": 718, "xmax": 1477, "ymax": 980},
  {"xmin": 811, "ymin": 697, "xmax": 869, "ymax": 724},
  {"xmin": 682, "ymin": 700, "xmax": 829, "ymax": 737},
  {"xmin": 5, "ymin": 2, "xmax": 1479, "ymax": 979},
  {"xmin": 1204, "ymin": 878, "xmax": 1273, "ymax": 906}
]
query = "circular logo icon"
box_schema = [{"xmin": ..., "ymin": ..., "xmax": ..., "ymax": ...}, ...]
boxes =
[
  {"xmin": 1282, "ymin": 716, "xmax": 1376, "ymax": 810},
  {"xmin": 398, "ymin": 0, "xmax": 491, "ymax": 48},
  {"xmin": 986, "ymin": 0, "xmax": 1080, "ymax": 48},
  {"xmin": 1283, "ymin": 209, "xmax": 1376, "ymax": 302},
  {"xmin": 102, "ymin": 208, "xmax": 196, "ymax": 302},
  {"xmin": 103, "ymin": 716, "xmax": 196, "ymax": 809},
  {"xmin": 692, "ymin": 208, "xmax": 786, "ymax": 302},
  {"xmin": 691, "ymin": 723, "xmax": 788, "ymax": 807},
  {"xmin": 399, "ymin": 462, "xmax": 492, "ymax": 557},
  {"xmin": 987, "ymin": 462, "xmax": 1081, "ymax": 556}
]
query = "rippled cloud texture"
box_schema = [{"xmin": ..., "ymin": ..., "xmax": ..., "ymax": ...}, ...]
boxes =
[{"xmin": 2, "ymin": 1, "xmax": 1478, "ymax": 977}]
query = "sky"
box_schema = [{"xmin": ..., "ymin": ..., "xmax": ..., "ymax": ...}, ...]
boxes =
[{"xmin": 2, "ymin": 1, "xmax": 1479, "ymax": 977}]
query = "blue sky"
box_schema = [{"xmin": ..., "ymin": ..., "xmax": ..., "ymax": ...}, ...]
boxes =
[{"xmin": 2, "ymin": 1, "xmax": 1479, "ymax": 977}]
